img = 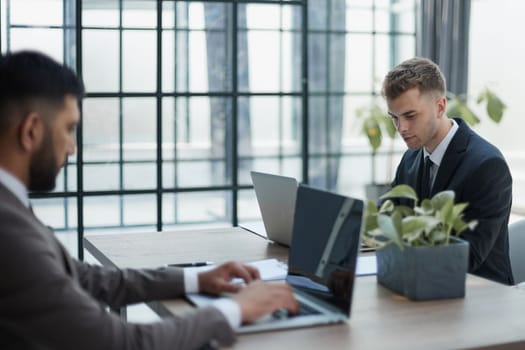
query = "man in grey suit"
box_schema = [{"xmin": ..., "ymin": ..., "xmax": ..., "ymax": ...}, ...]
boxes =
[
  {"xmin": 382, "ymin": 57, "xmax": 513, "ymax": 285},
  {"xmin": 0, "ymin": 51, "xmax": 298, "ymax": 349}
]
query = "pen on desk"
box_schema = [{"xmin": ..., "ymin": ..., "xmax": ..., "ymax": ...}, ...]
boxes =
[{"xmin": 167, "ymin": 261, "xmax": 214, "ymax": 268}]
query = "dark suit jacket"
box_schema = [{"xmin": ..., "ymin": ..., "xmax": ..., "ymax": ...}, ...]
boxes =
[
  {"xmin": 392, "ymin": 118, "xmax": 514, "ymax": 285},
  {"xmin": 0, "ymin": 182, "xmax": 235, "ymax": 349}
]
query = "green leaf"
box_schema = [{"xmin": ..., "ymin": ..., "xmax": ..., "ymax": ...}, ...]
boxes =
[
  {"xmin": 448, "ymin": 96, "xmax": 481, "ymax": 126},
  {"xmin": 380, "ymin": 114, "xmax": 397, "ymax": 139},
  {"xmin": 379, "ymin": 199, "xmax": 394, "ymax": 214},
  {"xmin": 380, "ymin": 184, "xmax": 418, "ymax": 202},
  {"xmin": 362, "ymin": 118, "xmax": 382, "ymax": 152},
  {"xmin": 401, "ymin": 217, "xmax": 429, "ymax": 239},
  {"xmin": 431, "ymin": 191, "xmax": 455, "ymax": 210},
  {"xmin": 486, "ymin": 92, "xmax": 506, "ymax": 123},
  {"xmin": 377, "ymin": 214, "xmax": 402, "ymax": 247},
  {"xmin": 364, "ymin": 201, "xmax": 379, "ymax": 233},
  {"xmin": 429, "ymin": 229, "xmax": 447, "ymax": 244},
  {"xmin": 451, "ymin": 202, "xmax": 468, "ymax": 219},
  {"xmin": 438, "ymin": 199, "xmax": 454, "ymax": 226},
  {"xmin": 393, "ymin": 205, "xmax": 414, "ymax": 217},
  {"xmin": 415, "ymin": 199, "xmax": 434, "ymax": 215}
]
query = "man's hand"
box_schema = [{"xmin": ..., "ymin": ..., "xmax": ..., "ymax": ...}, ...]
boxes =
[
  {"xmin": 198, "ymin": 261, "xmax": 260, "ymax": 295},
  {"xmin": 232, "ymin": 281, "xmax": 299, "ymax": 324}
]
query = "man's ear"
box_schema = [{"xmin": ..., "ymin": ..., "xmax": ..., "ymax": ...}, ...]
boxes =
[
  {"xmin": 436, "ymin": 96, "xmax": 447, "ymax": 118},
  {"xmin": 18, "ymin": 112, "xmax": 45, "ymax": 152}
]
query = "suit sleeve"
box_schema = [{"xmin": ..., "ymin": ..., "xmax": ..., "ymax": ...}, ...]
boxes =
[
  {"xmin": 459, "ymin": 156, "xmax": 513, "ymax": 271},
  {"xmin": 0, "ymin": 215, "xmax": 236, "ymax": 350},
  {"xmin": 73, "ymin": 260, "xmax": 187, "ymax": 308}
]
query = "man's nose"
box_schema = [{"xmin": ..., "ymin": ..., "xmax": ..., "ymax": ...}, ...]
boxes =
[
  {"xmin": 67, "ymin": 139, "xmax": 76, "ymax": 156},
  {"xmin": 396, "ymin": 117, "xmax": 408, "ymax": 132}
]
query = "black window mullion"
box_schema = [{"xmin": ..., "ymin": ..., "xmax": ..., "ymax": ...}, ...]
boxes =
[{"xmin": 156, "ymin": 0, "xmax": 162, "ymax": 232}]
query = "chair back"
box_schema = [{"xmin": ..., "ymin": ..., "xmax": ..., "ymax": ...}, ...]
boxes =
[{"xmin": 508, "ymin": 219, "xmax": 525, "ymax": 284}]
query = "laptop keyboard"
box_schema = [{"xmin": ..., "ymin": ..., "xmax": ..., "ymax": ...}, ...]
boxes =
[{"xmin": 272, "ymin": 301, "xmax": 321, "ymax": 319}]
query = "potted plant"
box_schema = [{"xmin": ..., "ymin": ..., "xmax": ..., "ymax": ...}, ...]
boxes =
[
  {"xmin": 357, "ymin": 101, "xmax": 397, "ymax": 202},
  {"xmin": 362, "ymin": 184, "xmax": 478, "ymax": 301}
]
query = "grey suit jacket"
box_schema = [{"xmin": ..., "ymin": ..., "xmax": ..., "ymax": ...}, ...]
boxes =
[{"xmin": 0, "ymin": 182, "xmax": 235, "ymax": 349}]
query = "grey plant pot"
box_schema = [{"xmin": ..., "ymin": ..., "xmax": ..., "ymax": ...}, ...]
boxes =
[{"xmin": 376, "ymin": 236, "xmax": 469, "ymax": 301}]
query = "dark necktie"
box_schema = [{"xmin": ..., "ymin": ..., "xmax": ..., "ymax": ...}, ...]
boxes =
[{"xmin": 420, "ymin": 156, "xmax": 433, "ymax": 200}]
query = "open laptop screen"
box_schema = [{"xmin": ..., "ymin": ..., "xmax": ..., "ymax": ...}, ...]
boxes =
[{"xmin": 287, "ymin": 185, "xmax": 364, "ymax": 316}]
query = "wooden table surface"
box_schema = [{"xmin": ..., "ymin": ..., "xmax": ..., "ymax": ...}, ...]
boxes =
[{"xmin": 85, "ymin": 227, "xmax": 525, "ymax": 350}]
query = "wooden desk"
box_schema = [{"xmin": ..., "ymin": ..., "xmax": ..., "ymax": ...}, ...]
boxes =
[{"xmin": 85, "ymin": 227, "xmax": 525, "ymax": 350}]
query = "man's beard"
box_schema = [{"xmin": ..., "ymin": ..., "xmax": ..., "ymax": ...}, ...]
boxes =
[{"xmin": 28, "ymin": 134, "xmax": 59, "ymax": 192}]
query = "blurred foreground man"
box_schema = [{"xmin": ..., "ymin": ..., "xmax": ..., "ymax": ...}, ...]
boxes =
[{"xmin": 0, "ymin": 51, "xmax": 297, "ymax": 349}]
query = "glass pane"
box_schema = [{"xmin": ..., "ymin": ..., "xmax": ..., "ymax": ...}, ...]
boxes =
[
  {"xmin": 282, "ymin": 31, "xmax": 301, "ymax": 93},
  {"xmin": 9, "ymin": 29, "xmax": 63, "ymax": 63},
  {"xmin": 337, "ymin": 154, "xmax": 370, "ymax": 198},
  {"xmin": 329, "ymin": 34, "xmax": 346, "ymax": 93},
  {"xmin": 346, "ymin": 6, "xmax": 373, "ymax": 32},
  {"xmin": 308, "ymin": 0, "xmax": 327, "ymax": 30},
  {"xmin": 345, "ymin": 33, "xmax": 373, "ymax": 92},
  {"xmin": 1, "ymin": 1, "xmax": 6, "ymax": 52},
  {"xmin": 83, "ymin": 164, "xmax": 120, "ymax": 191},
  {"xmin": 187, "ymin": 31, "xmax": 209, "ymax": 91},
  {"xmin": 123, "ymin": 98, "xmax": 156, "ymax": 161},
  {"xmin": 375, "ymin": 8, "xmax": 391, "ymax": 33},
  {"xmin": 393, "ymin": 0, "xmax": 416, "ymax": 33},
  {"xmin": 123, "ymin": 194, "xmax": 156, "ymax": 226},
  {"xmin": 244, "ymin": 4, "xmax": 281, "ymax": 30},
  {"xmin": 162, "ymin": 96, "xmax": 230, "ymax": 187},
  {"xmin": 122, "ymin": 30, "xmax": 156, "ymax": 92},
  {"xmin": 281, "ymin": 5, "xmax": 301, "ymax": 31},
  {"xmin": 244, "ymin": 31, "xmax": 280, "ymax": 92},
  {"xmin": 123, "ymin": 163, "xmax": 156, "ymax": 189},
  {"xmin": 82, "ymin": 0, "xmax": 119, "ymax": 27},
  {"xmin": 65, "ymin": 164, "xmax": 78, "ymax": 192},
  {"xmin": 84, "ymin": 195, "xmax": 120, "ymax": 227},
  {"xmin": 83, "ymin": 30, "xmax": 119, "ymax": 92},
  {"xmin": 237, "ymin": 189, "xmax": 259, "ymax": 223},
  {"xmin": 246, "ymin": 157, "xmax": 302, "ymax": 184},
  {"xmin": 83, "ymin": 98, "xmax": 120, "ymax": 162},
  {"xmin": 329, "ymin": 0, "xmax": 347, "ymax": 31},
  {"xmin": 161, "ymin": 30, "xmax": 175, "ymax": 92},
  {"xmin": 171, "ymin": 191, "xmax": 230, "ymax": 224},
  {"xmin": 10, "ymin": 0, "xmax": 63, "ymax": 26},
  {"xmin": 201, "ymin": 2, "xmax": 230, "ymax": 30},
  {"xmin": 32, "ymin": 197, "xmax": 77, "ymax": 230},
  {"xmin": 393, "ymin": 35, "xmax": 416, "ymax": 66},
  {"xmin": 375, "ymin": 34, "xmax": 392, "ymax": 92},
  {"xmin": 308, "ymin": 33, "xmax": 327, "ymax": 92},
  {"xmin": 197, "ymin": 30, "xmax": 231, "ymax": 92},
  {"xmin": 163, "ymin": 29, "xmax": 231, "ymax": 93},
  {"xmin": 123, "ymin": 0, "xmax": 156, "ymax": 28}
]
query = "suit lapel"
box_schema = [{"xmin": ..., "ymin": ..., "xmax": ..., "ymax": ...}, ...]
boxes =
[{"xmin": 431, "ymin": 119, "xmax": 471, "ymax": 195}]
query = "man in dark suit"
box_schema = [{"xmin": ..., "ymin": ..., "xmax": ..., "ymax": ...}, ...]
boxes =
[
  {"xmin": 382, "ymin": 57, "xmax": 514, "ymax": 285},
  {"xmin": 0, "ymin": 51, "xmax": 298, "ymax": 349}
]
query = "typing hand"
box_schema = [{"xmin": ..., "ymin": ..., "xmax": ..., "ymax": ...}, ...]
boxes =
[
  {"xmin": 198, "ymin": 261, "xmax": 260, "ymax": 295},
  {"xmin": 232, "ymin": 281, "xmax": 299, "ymax": 324}
]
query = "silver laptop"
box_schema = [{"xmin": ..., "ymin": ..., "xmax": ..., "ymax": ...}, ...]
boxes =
[
  {"xmin": 188, "ymin": 184, "xmax": 365, "ymax": 333},
  {"xmin": 250, "ymin": 171, "xmax": 298, "ymax": 246}
]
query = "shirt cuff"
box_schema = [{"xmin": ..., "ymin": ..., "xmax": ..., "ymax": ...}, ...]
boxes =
[
  {"xmin": 183, "ymin": 269, "xmax": 200, "ymax": 294},
  {"xmin": 211, "ymin": 298, "xmax": 242, "ymax": 330}
]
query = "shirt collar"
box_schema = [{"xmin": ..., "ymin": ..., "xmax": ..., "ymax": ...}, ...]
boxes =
[
  {"xmin": 0, "ymin": 167, "xmax": 30, "ymax": 208},
  {"xmin": 423, "ymin": 118, "xmax": 459, "ymax": 167}
]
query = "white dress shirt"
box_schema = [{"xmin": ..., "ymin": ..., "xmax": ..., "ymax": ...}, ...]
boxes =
[
  {"xmin": 0, "ymin": 166, "xmax": 241, "ymax": 329},
  {"xmin": 423, "ymin": 119, "xmax": 459, "ymax": 189}
]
